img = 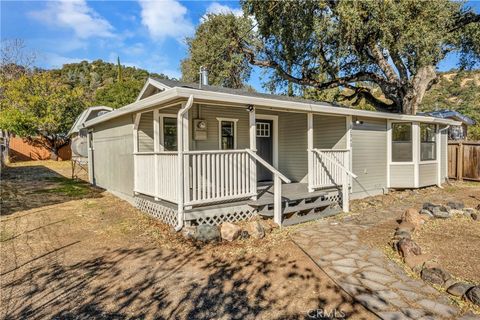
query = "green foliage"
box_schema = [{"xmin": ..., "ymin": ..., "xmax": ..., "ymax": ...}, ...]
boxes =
[
  {"xmin": 94, "ymin": 78, "xmax": 144, "ymax": 109},
  {"xmin": 0, "ymin": 72, "xmax": 85, "ymax": 138},
  {"xmin": 181, "ymin": 13, "xmax": 254, "ymax": 89},
  {"xmin": 117, "ymin": 57, "xmax": 123, "ymax": 82},
  {"xmin": 420, "ymin": 71, "xmax": 480, "ymax": 140}
]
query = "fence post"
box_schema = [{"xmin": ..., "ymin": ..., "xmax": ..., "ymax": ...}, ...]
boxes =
[{"xmin": 458, "ymin": 142, "xmax": 464, "ymax": 181}]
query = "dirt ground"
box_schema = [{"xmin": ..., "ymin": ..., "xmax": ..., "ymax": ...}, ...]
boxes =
[
  {"xmin": 350, "ymin": 183, "xmax": 480, "ymax": 284},
  {"xmin": 0, "ymin": 161, "xmax": 374, "ymax": 320}
]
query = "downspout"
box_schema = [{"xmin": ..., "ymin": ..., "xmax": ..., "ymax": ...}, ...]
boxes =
[
  {"xmin": 175, "ymin": 94, "xmax": 194, "ymax": 232},
  {"xmin": 437, "ymin": 125, "xmax": 450, "ymax": 189}
]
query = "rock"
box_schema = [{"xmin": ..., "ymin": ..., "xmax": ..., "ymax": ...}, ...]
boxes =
[
  {"xmin": 443, "ymin": 278, "xmax": 457, "ymax": 289},
  {"xmin": 247, "ymin": 221, "xmax": 265, "ymax": 239},
  {"xmin": 419, "ymin": 209, "xmax": 433, "ymax": 218},
  {"xmin": 423, "ymin": 202, "xmax": 439, "ymax": 212},
  {"xmin": 472, "ymin": 213, "xmax": 478, "ymax": 221},
  {"xmin": 447, "ymin": 201, "xmax": 464, "ymax": 210},
  {"xmin": 401, "ymin": 208, "xmax": 424, "ymax": 228},
  {"xmin": 432, "ymin": 206, "xmax": 451, "ymax": 219},
  {"xmin": 421, "ymin": 267, "xmax": 451, "ymax": 285},
  {"xmin": 397, "ymin": 238, "xmax": 422, "ymax": 257},
  {"xmin": 466, "ymin": 286, "xmax": 480, "ymax": 306},
  {"xmin": 476, "ymin": 204, "xmax": 480, "ymax": 211},
  {"xmin": 449, "ymin": 209, "xmax": 464, "ymax": 216},
  {"xmin": 397, "ymin": 221, "xmax": 416, "ymax": 233},
  {"xmin": 393, "ymin": 230, "xmax": 412, "ymax": 240},
  {"xmin": 220, "ymin": 222, "xmax": 241, "ymax": 242},
  {"xmin": 239, "ymin": 230, "xmax": 250, "ymax": 239},
  {"xmin": 182, "ymin": 226, "xmax": 196, "ymax": 240},
  {"xmin": 447, "ymin": 282, "xmax": 474, "ymax": 297},
  {"xmin": 195, "ymin": 224, "xmax": 220, "ymax": 243},
  {"xmin": 404, "ymin": 254, "xmax": 431, "ymax": 270}
]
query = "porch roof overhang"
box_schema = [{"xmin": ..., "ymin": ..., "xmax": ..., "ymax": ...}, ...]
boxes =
[{"xmin": 84, "ymin": 86, "xmax": 462, "ymax": 128}]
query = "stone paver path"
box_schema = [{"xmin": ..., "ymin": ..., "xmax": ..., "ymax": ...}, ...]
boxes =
[{"xmin": 292, "ymin": 221, "xmax": 476, "ymax": 320}]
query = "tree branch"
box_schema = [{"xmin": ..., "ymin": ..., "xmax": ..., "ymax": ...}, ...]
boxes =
[{"xmin": 449, "ymin": 11, "xmax": 480, "ymax": 33}]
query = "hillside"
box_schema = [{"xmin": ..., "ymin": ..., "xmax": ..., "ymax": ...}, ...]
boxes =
[
  {"xmin": 420, "ymin": 70, "xmax": 480, "ymax": 140},
  {"xmin": 47, "ymin": 60, "xmax": 170, "ymax": 108}
]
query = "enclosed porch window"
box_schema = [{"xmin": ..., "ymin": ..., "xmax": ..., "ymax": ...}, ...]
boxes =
[
  {"xmin": 392, "ymin": 123, "xmax": 412, "ymax": 162},
  {"xmin": 217, "ymin": 118, "xmax": 237, "ymax": 150},
  {"xmin": 420, "ymin": 124, "xmax": 436, "ymax": 161},
  {"xmin": 162, "ymin": 117, "xmax": 177, "ymax": 151}
]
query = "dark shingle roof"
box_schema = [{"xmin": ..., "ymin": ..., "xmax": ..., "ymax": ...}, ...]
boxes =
[
  {"xmin": 152, "ymin": 78, "xmax": 348, "ymax": 109},
  {"xmin": 419, "ymin": 110, "xmax": 476, "ymax": 125}
]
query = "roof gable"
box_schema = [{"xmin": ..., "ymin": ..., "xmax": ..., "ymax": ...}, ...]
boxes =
[{"xmin": 136, "ymin": 78, "xmax": 173, "ymax": 101}]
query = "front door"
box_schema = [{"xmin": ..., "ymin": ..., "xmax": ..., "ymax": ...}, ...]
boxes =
[{"xmin": 256, "ymin": 119, "xmax": 273, "ymax": 182}]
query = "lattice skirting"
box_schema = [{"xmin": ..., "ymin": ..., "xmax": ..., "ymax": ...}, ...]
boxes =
[
  {"xmin": 134, "ymin": 196, "xmax": 178, "ymax": 227},
  {"xmin": 193, "ymin": 208, "xmax": 257, "ymax": 226}
]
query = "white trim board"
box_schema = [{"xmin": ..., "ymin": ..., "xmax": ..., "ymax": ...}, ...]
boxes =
[{"xmin": 85, "ymin": 87, "xmax": 462, "ymax": 128}]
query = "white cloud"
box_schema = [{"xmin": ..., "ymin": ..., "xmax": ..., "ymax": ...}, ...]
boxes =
[
  {"xmin": 28, "ymin": 0, "xmax": 114, "ymax": 39},
  {"xmin": 41, "ymin": 52, "xmax": 89, "ymax": 68},
  {"xmin": 202, "ymin": 2, "xmax": 243, "ymax": 21},
  {"xmin": 138, "ymin": 0, "xmax": 194, "ymax": 41}
]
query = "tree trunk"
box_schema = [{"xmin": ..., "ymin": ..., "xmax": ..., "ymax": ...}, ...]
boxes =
[{"xmin": 402, "ymin": 65, "xmax": 437, "ymax": 115}]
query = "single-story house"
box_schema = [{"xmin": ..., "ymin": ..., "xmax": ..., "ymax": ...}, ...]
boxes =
[
  {"xmin": 419, "ymin": 109, "xmax": 476, "ymax": 140},
  {"xmin": 83, "ymin": 78, "xmax": 460, "ymax": 229}
]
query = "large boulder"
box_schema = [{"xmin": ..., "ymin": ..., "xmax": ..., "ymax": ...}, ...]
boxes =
[
  {"xmin": 220, "ymin": 222, "xmax": 241, "ymax": 242},
  {"xmin": 447, "ymin": 282, "xmax": 474, "ymax": 297},
  {"xmin": 401, "ymin": 208, "xmax": 424, "ymax": 228},
  {"xmin": 195, "ymin": 224, "xmax": 220, "ymax": 243},
  {"xmin": 247, "ymin": 220, "xmax": 265, "ymax": 239},
  {"xmin": 397, "ymin": 238, "xmax": 422, "ymax": 258},
  {"xmin": 466, "ymin": 286, "xmax": 480, "ymax": 306},
  {"xmin": 421, "ymin": 267, "xmax": 451, "ymax": 285}
]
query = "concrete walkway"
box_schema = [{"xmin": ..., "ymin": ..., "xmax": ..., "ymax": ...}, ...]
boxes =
[{"xmin": 292, "ymin": 221, "xmax": 476, "ymax": 320}]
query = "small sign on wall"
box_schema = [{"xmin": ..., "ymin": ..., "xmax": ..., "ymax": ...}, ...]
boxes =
[{"xmin": 194, "ymin": 119, "xmax": 207, "ymax": 140}]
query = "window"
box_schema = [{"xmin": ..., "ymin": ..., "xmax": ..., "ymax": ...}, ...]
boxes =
[
  {"xmin": 392, "ymin": 123, "xmax": 412, "ymax": 162},
  {"xmin": 218, "ymin": 119, "xmax": 237, "ymax": 150},
  {"xmin": 420, "ymin": 124, "xmax": 436, "ymax": 161},
  {"xmin": 163, "ymin": 117, "xmax": 177, "ymax": 151},
  {"xmin": 256, "ymin": 122, "xmax": 271, "ymax": 137}
]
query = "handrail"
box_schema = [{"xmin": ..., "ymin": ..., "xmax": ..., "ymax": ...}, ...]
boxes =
[
  {"xmin": 184, "ymin": 149, "xmax": 248, "ymax": 155},
  {"xmin": 311, "ymin": 148, "xmax": 358, "ymax": 179},
  {"xmin": 246, "ymin": 149, "xmax": 291, "ymax": 183},
  {"xmin": 315, "ymin": 148, "xmax": 350, "ymax": 152}
]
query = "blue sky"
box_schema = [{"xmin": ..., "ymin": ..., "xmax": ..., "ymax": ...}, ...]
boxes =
[{"xmin": 1, "ymin": 0, "xmax": 479, "ymax": 92}]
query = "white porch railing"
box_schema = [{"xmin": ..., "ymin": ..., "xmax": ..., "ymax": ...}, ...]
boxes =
[
  {"xmin": 310, "ymin": 149, "xmax": 351, "ymax": 188},
  {"xmin": 309, "ymin": 148, "xmax": 357, "ymax": 212},
  {"xmin": 185, "ymin": 150, "xmax": 256, "ymax": 205},
  {"xmin": 134, "ymin": 152, "xmax": 179, "ymax": 202}
]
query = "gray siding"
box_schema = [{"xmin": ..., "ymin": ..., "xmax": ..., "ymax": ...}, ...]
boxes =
[
  {"xmin": 351, "ymin": 117, "xmax": 387, "ymax": 197},
  {"xmin": 92, "ymin": 114, "xmax": 134, "ymax": 199},
  {"xmin": 390, "ymin": 164, "xmax": 415, "ymax": 188},
  {"xmin": 138, "ymin": 111, "xmax": 154, "ymax": 152},
  {"xmin": 278, "ymin": 112, "xmax": 308, "ymax": 182},
  {"xmin": 313, "ymin": 115, "xmax": 347, "ymax": 149},
  {"xmin": 419, "ymin": 163, "xmax": 437, "ymax": 187}
]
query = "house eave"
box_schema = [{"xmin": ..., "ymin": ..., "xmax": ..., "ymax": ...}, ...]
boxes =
[{"xmin": 85, "ymin": 87, "xmax": 462, "ymax": 128}]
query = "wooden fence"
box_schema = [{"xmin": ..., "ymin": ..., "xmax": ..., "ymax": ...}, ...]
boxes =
[{"xmin": 448, "ymin": 141, "xmax": 480, "ymax": 182}]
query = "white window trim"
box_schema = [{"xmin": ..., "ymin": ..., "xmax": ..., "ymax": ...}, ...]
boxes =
[
  {"xmin": 256, "ymin": 114, "xmax": 279, "ymax": 168},
  {"xmin": 217, "ymin": 117, "xmax": 238, "ymax": 150},
  {"xmin": 390, "ymin": 121, "xmax": 414, "ymax": 164},
  {"xmin": 159, "ymin": 113, "xmax": 177, "ymax": 151},
  {"xmin": 419, "ymin": 123, "xmax": 438, "ymax": 163}
]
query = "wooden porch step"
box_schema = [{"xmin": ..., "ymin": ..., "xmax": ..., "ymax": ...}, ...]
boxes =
[
  {"xmin": 256, "ymin": 199, "xmax": 335, "ymax": 217},
  {"xmin": 281, "ymin": 208, "xmax": 340, "ymax": 226},
  {"xmin": 247, "ymin": 189, "xmax": 328, "ymax": 207}
]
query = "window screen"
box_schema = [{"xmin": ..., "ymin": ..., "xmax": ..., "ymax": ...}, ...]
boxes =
[
  {"xmin": 392, "ymin": 123, "xmax": 412, "ymax": 162},
  {"xmin": 420, "ymin": 124, "xmax": 436, "ymax": 161},
  {"xmin": 220, "ymin": 121, "xmax": 235, "ymax": 150}
]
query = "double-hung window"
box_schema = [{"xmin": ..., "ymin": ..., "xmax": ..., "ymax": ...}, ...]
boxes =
[
  {"xmin": 391, "ymin": 123, "xmax": 412, "ymax": 162},
  {"xmin": 217, "ymin": 118, "xmax": 237, "ymax": 150},
  {"xmin": 162, "ymin": 116, "xmax": 177, "ymax": 151}
]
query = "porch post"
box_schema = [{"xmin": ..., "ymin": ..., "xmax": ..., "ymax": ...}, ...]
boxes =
[
  {"xmin": 183, "ymin": 108, "xmax": 190, "ymax": 205},
  {"xmin": 307, "ymin": 113, "xmax": 314, "ymax": 192},
  {"xmin": 249, "ymin": 107, "xmax": 257, "ymax": 200},
  {"xmin": 273, "ymin": 174, "xmax": 282, "ymax": 226},
  {"xmin": 133, "ymin": 113, "xmax": 141, "ymax": 194},
  {"xmin": 436, "ymin": 125, "xmax": 442, "ymax": 186},
  {"xmin": 153, "ymin": 109, "xmax": 160, "ymax": 200}
]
